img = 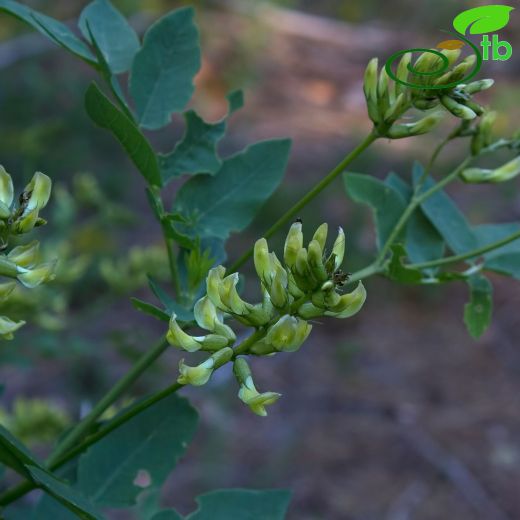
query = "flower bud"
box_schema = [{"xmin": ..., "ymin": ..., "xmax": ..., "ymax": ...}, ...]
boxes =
[
  {"xmin": 463, "ymin": 79, "xmax": 494, "ymax": 95},
  {"xmin": 177, "ymin": 347, "xmax": 233, "ymax": 386},
  {"xmin": 0, "ymin": 316, "xmax": 25, "ymax": 340},
  {"xmin": 471, "ymin": 110, "xmax": 497, "ymax": 155},
  {"xmin": 234, "ymin": 358, "xmax": 281, "ymax": 416},
  {"xmin": 254, "ymin": 238, "xmax": 273, "ymax": 284},
  {"xmin": 167, "ymin": 313, "xmax": 229, "ymax": 352},
  {"xmin": 331, "ymin": 226, "xmax": 345, "ymax": 270},
  {"xmin": 388, "ymin": 112, "xmax": 444, "ymax": 138},
  {"xmin": 206, "ymin": 266, "xmax": 226, "ymax": 309},
  {"xmin": 194, "ymin": 295, "xmax": 236, "ymax": 342},
  {"xmin": 311, "ymin": 288, "xmax": 341, "ymax": 309},
  {"xmin": 14, "ymin": 209, "xmax": 40, "ymax": 234},
  {"xmin": 297, "ymin": 302, "xmax": 324, "ymax": 319},
  {"xmin": 219, "ymin": 273, "xmax": 253, "ymax": 316},
  {"xmin": 383, "ymin": 92, "xmax": 407, "ymax": 124},
  {"xmin": 325, "ymin": 282, "xmax": 367, "ymax": 318},
  {"xmin": 265, "ymin": 315, "xmax": 312, "ymax": 352},
  {"xmin": 395, "ymin": 52, "xmax": 411, "ymax": 97},
  {"xmin": 0, "ymin": 166, "xmax": 13, "ymax": 208},
  {"xmin": 7, "ymin": 241, "xmax": 40, "ymax": 268},
  {"xmin": 0, "ymin": 257, "xmax": 22, "ymax": 278},
  {"xmin": 312, "ymin": 223, "xmax": 328, "ymax": 251},
  {"xmin": 269, "ymin": 262, "xmax": 289, "ymax": 309},
  {"xmin": 462, "ymin": 156, "xmax": 520, "ymax": 183},
  {"xmin": 307, "ymin": 239, "xmax": 328, "ymax": 283},
  {"xmin": 0, "ymin": 281, "xmax": 16, "ymax": 301},
  {"xmin": 22, "ymin": 172, "xmax": 52, "ymax": 214},
  {"xmin": 284, "ymin": 221, "xmax": 303, "ymax": 268},
  {"xmin": 440, "ymin": 95, "xmax": 477, "ymax": 120},
  {"xmin": 363, "ymin": 58, "xmax": 380, "ymax": 123},
  {"xmin": 17, "ymin": 261, "xmax": 56, "ymax": 288}
]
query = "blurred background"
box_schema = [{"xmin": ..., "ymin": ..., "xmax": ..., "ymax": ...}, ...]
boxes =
[{"xmin": 0, "ymin": 0, "xmax": 519, "ymax": 518}]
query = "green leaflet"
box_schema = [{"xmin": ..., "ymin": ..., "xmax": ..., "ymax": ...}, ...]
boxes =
[
  {"xmin": 84, "ymin": 82, "xmax": 161, "ymax": 186},
  {"xmin": 174, "ymin": 139, "xmax": 291, "ymax": 240},
  {"xmin": 386, "ymin": 244, "xmax": 423, "ymax": 284},
  {"xmin": 185, "ymin": 489, "xmax": 291, "ymax": 520},
  {"xmin": 453, "ymin": 5, "xmax": 514, "ymax": 35},
  {"xmin": 130, "ymin": 298, "xmax": 170, "ymax": 322},
  {"xmin": 0, "ymin": 424, "xmax": 41, "ymax": 480},
  {"xmin": 159, "ymin": 90, "xmax": 244, "ymax": 183},
  {"xmin": 463, "ymin": 274, "xmax": 493, "ymax": 339},
  {"xmin": 25, "ymin": 466, "xmax": 103, "ymax": 520},
  {"xmin": 130, "ymin": 7, "xmax": 201, "ymax": 130},
  {"xmin": 148, "ymin": 276, "xmax": 195, "ymax": 322},
  {"xmin": 0, "ymin": 0, "xmax": 95, "ymax": 63},
  {"xmin": 473, "ymin": 222, "xmax": 520, "ymax": 279},
  {"xmin": 79, "ymin": 0, "xmax": 140, "ymax": 74},
  {"xmin": 343, "ymin": 172, "xmax": 406, "ymax": 249},
  {"xmin": 413, "ymin": 166, "xmax": 477, "ymax": 255},
  {"xmin": 76, "ymin": 394, "xmax": 197, "ymax": 507}
]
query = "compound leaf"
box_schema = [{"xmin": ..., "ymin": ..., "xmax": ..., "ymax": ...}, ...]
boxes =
[{"xmin": 174, "ymin": 139, "xmax": 291, "ymax": 240}]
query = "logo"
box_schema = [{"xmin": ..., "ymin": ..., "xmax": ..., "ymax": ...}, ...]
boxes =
[{"xmin": 386, "ymin": 5, "xmax": 514, "ymax": 89}]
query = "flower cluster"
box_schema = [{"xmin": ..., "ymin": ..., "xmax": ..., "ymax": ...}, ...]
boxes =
[
  {"xmin": 364, "ymin": 48, "xmax": 494, "ymax": 138},
  {"xmin": 166, "ymin": 222, "xmax": 367, "ymax": 415},
  {"xmin": 0, "ymin": 166, "xmax": 56, "ymax": 339}
]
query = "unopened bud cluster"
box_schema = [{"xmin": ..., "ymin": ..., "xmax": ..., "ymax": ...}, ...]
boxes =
[
  {"xmin": 0, "ymin": 166, "xmax": 56, "ymax": 339},
  {"xmin": 364, "ymin": 49, "xmax": 494, "ymax": 138},
  {"xmin": 166, "ymin": 222, "xmax": 366, "ymax": 416}
]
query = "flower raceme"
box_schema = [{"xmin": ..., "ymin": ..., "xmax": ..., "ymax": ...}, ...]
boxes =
[
  {"xmin": 363, "ymin": 51, "xmax": 494, "ymax": 138},
  {"xmin": 0, "ymin": 166, "xmax": 56, "ymax": 339},
  {"xmin": 166, "ymin": 221, "xmax": 367, "ymax": 415}
]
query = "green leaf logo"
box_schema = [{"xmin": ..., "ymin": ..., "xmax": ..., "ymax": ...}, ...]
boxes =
[{"xmin": 453, "ymin": 5, "xmax": 514, "ymax": 35}]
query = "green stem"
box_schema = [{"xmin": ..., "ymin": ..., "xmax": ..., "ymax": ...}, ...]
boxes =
[
  {"xmin": 0, "ymin": 331, "xmax": 267, "ymax": 505},
  {"xmin": 375, "ymin": 156, "xmax": 472, "ymax": 265},
  {"xmin": 408, "ymin": 228, "xmax": 520, "ymax": 270},
  {"xmin": 228, "ymin": 131, "xmax": 378, "ymax": 273},
  {"xmin": 348, "ymin": 262, "xmax": 383, "ymax": 283},
  {"xmin": 162, "ymin": 231, "xmax": 182, "ymax": 299},
  {"xmin": 45, "ymin": 335, "xmax": 170, "ymax": 467}
]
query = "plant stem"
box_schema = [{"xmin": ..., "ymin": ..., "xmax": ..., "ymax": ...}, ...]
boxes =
[
  {"xmin": 408, "ymin": 228, "xmax": 520, "ymax": 270},
  {"xmin": 162, "ymin": 231, "xmax": 182, "ymax": 298},
  {"xmin": 375, "ymin": 156, "xmax": 472, "ymax": 265},
  {"xmin": 45, "ymin": 335, "xmax": 170, "ymax": 467},
  {"xmin": 228, "ymin": 131, "xmax": 378, "ymax": 273},
  {"xmin": 0, "ymin": 331, "xmax": 267, "ymax": 505},
  {"xmin": 348, "ymin": 262, "xmax": 383, "ymax": 283}
]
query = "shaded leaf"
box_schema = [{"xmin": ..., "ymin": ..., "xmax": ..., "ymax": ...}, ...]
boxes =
[
  {"xmin": 453, "ymin": 5, "xmax": 514, "ymax": 35},
  {"xmin": 0, "ymin": 425, "xmax": 41, "ymax": 480},
  {"xmin": 386, "ymin": 244, "xmax": 423, "ymax": 283},
  {"xmin": 131, "ymin": 297, "xmax": 170, "ymax": 322},
  {"xmin": 79, "ymin": 0, "xmax": 140, "ymax": 74},
  {"xmin": 85, "ymin": 82, "xmax": 161, "ymax": 186},
  {"xmin": 159, "ymin": 90, "xmax": 243, "ymax": 183},
  {"xmin": 77, "ymin": 394, "xmax": 197, "ymax": 507},
  {"xmin": 473, "ymin": 222, "xmax": 520, "ymax": 279},
  {"xmin": 186, "ymin": 489, "xmax": 291, "ymax": 520},
  {"xmin": 25, "ymin": 465, "xmax": 102, "ymax": 520},
  {"xmin": 174, "ymin": 139, "xmax": 291, "ymax": 240},
  {"xmin": 0, "ymin": 0, "xmax": 95, "ymax": 62},
  {"xmin": 413, "ymin": 166, "xmax": 477, "ymax": 254},
  {"xmin": 344, "ymin": 173, "xmax": 406, "ymax": 249},
  {"xmin": 463, "ymin": 275, "xmax": 493, "ymax": 339},
  {"xmin": 148, "ymin": 277, "xmax": 194, "ymax": 322},
  {"xmin": 130, "ymin": 7, "xmax": 201, "ymax": 130}
]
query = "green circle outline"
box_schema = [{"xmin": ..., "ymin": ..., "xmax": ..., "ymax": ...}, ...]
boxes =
[{"xmin": 384, "ymin": 31, "xmax": 483, "ymax": 90}]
